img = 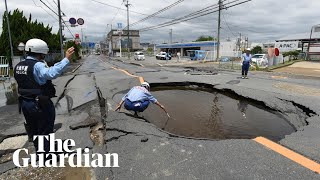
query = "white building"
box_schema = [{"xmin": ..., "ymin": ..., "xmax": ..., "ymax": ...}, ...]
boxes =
[{"xmin": 156, "ymin": 41, "xmax": 239, "ymax": 59}]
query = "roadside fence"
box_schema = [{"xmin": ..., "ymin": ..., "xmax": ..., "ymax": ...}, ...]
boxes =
[{"xmin": 0, "ymin": 56, "xmax": 10, "ymax": 79}]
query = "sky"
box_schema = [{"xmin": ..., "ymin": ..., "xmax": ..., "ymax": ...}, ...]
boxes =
[{"xmin": 1, "ymin": 0, "xmax": 320, "ymax": 44}]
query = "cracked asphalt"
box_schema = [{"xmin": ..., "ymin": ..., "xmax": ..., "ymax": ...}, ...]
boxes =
[{"xmin": 0, "ymin": 55, "xmax": 320, "ymax": 179}]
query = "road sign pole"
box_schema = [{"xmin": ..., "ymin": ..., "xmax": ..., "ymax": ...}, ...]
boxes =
[
  {"xmin": 119, "ymin": 34, "xmax": 122, "ymax": 58},
  {"xmin": 216, "ymin": 0, "xmax": 222, "ymax": 61},
  {"xmin": 125, "ymin": 0, "xmax": 130, "ymax": 60}
]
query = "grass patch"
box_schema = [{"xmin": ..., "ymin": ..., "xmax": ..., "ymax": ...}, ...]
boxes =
[{"xmin": 267, "ymin": 59, "xmax": 304, "ymax": 71}]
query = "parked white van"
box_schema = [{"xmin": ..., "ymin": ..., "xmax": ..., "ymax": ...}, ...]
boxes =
[{"xmin": 134, "ymin": 51, "xmax": 145, "ymax": 61}]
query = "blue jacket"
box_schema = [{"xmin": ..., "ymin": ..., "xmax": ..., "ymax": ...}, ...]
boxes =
[
  {"xmin": 27, "ymin": 56, "xmax": 70, "ymax": 85},
  {"xmin": 122, "ymin": 86, "xmax": 158, "ymax": 103}
]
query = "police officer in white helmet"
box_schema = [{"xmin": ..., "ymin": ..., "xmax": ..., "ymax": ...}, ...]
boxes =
[{"xmin": 14, "ymin": 38, "xmax": 74, "ymax": 157}]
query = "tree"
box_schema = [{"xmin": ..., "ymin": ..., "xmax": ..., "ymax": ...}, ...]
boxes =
[
  {"xmin": 0, "ymin": 9, "xmax": 61, "ymax": 64},
  {"xmin": 146, "ymin": 47, "xmax": 153, "ymax": 52},
  {"xmin": 195, "ymin": 35, "xmax": 216, "ymax": 42},
  {"xmin": 64, "ymin": 40, "xmax": 81, "ymax": 62},
  {"xmin": 282, "ymin": 50, "xmax": 300, "ymax": 60},
  {"xmin": 251, "ymin": 46, "xmax": 263, "ymax": 54}
]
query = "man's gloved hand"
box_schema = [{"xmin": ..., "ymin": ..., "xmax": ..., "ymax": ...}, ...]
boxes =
[{"xmin": 66, "ymin": 47, "xmax": 75, "ymax": 60}]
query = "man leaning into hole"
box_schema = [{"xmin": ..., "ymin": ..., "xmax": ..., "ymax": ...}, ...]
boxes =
[{"xmin": 115, "ymin": 82, "xmax": 168, "ymax": 116}]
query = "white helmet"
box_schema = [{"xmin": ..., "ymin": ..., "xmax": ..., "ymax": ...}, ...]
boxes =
[
  {"xmin": 141, "ymin": 82, "xmax": 150, "ymax": 90},
  {"xmin": 246, "ymin": 48, "xmax": 251, "ymax": 51},
  {"xmin": 25, "ymin": 38, "xmax": 49, "ymax": 55}
]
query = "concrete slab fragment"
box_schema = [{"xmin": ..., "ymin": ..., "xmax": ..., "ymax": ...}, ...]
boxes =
[
  {"xmin": 0, "ymin": 136, "xmax": 28, "ymax": 150},
  {"xmin": 65, "ymin": 74, "xmax": 97, "ymax": 110}
]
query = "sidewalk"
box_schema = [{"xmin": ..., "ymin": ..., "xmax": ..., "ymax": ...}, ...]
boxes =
[{"xmin": 274, "ymin": 61, "xmax": 320, "ymax": 77}]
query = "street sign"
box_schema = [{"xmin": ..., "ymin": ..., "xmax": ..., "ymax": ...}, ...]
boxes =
[
  {"xmin": 274, "ymin": 48, "xmax": 280, "ymax": 56},
  {"xmin": 77, "ymin": 18, "xmax": 84, "ymax": 25},
  {"xmin": 69, "ymin": 17, "xmax": 76, "ymax": 25},
  {"xmin": 117, "ymin": 23, "xmax": 123, "ymax": 29}
]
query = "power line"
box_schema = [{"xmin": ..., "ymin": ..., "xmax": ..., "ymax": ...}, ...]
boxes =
[
  {"xmin": 45, "ymin": 0, "xmax": 56, "ymax": 11},
  {"xmin": 222, "ymin": 11, "xmax": 237, "ymax": 37},
  {"xmin": 139, "ymin": 0, "xmax": 227, "ymax": 31},
  {"xmin": 39, "ymin": 0, "xmax": 58, "ymax": 16},
  {"xmin": 110, "ymin": 0, "xmax": 126, "ymax": 26},
  {"xmin": 140, "ymin": 0, "xmax": 251, "ymax": 31},
  {"xmin": 125, "ymin": 0, "xmax": 184, "ymax": 29},
  {"xmin": 138, "ymin": 0, "xmax": 234, "ymax": 31},
  {"xmin": 32, "ymin": 0, "xmax": 58, "ymax": 21},
  {"xmin": 39, "ymin": 0, "xmax": 74, "ymax": 38},
  {"xmin": 91, "ymin": 0, "xmax": 173, "ymax": 19}
]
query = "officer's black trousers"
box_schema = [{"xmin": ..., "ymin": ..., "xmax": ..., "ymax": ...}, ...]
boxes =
[{"xmin": 21, "ymin": 99, "xmax": 55, "ymax": 155}]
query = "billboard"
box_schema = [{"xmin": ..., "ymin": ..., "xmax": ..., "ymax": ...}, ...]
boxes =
[{"xmin": 275, "ymin": 42, "xmax": 299, "ymax": 52}]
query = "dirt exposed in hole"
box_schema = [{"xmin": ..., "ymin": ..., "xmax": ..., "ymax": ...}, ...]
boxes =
[{"xmin": 114, "ymin": 85, "xmax": 296, "ymax": 141}]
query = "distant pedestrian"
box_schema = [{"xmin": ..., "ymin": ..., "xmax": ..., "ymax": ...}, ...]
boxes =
[
  {"xmin": 177, "ymin": 52, "xmax": 181, "ymax": 62},
  {"xmin": 115, "ymin": 82, "xmax": 169, "ymax": 117},
  {"xmin": 242, "ymin": 48, "xmax": 252, "ymax": 79},
  {"xmin": 166, "ymin": 52, "xmax": 170, "ymax": 63}
]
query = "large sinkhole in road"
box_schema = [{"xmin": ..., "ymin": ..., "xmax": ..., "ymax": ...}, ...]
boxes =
[{"xmin": 115, "ymin": 85, "xmax": 296, "ymax": 141}]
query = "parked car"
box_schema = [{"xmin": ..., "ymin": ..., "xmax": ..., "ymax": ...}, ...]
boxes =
[
  {"xmin": 187, "ymin": 50, "xmax": 207, "ymax": 60},
  {"xmin": 219, "ymin": 56, "xmax": 231, "ymax": 62},
  {"xmin": 251, "ymin": 54, "xmax": 268, "ymax": 67},
  {"xmin": 156, "ymin": 52, "xmax": 171, "ymax": 60},
  {"xmin": 251, "ymin": 54, "xmax": 267, "ymax": 63},
  {"xmin": 134, "ymin": 51, "xmax": 145, "ymax": 61}
]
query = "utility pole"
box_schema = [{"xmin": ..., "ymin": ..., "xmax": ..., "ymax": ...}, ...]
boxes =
[
  {"xmin": 216, "ymin": 0, "xmax": 222, "ymax": 61},
  {"xmin": 4, "ymin": 0, "xmax": 14, "ymax": 64},
  {"xmin": 81, "ymin": 28, "xmax": 85, "ymax": 55},
  {"xmin": 85, "ymin": 36, "xmax": 88, "ymax": 55},
  {"xmin": 108, "ymin": 24, "xmax": 113, "ymax": 56},
  {"xmin": 245, "ymin": 37, "xmax": 249, "ymax": 48},
  {"xmin": 125, "ymin": 0, "xmax": 130, "ymax": 60},
  {"xmin": 169, "ymin": 29, "xmax": 173, "ymax": 44},
  {"xmin": 239, "ymin": 33, "xmax": 242, "ymax": 51},
  {"xmin": 57, "ymin": 0, "xmax": 64, "ymax": 57},
  {"xmin": 119, "ymin": 34, "xmax": 122, "ymax": 58}
]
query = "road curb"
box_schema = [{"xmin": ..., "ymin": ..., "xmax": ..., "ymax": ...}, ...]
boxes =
[{"xmin": 72, "ymin": 63, "xmax": 82, "ymax": 73}]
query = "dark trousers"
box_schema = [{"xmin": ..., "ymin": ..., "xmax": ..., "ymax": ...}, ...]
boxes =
[
  {"xmin": 21, "ymin": 99, "xmax": 55, "ymax": 154},
  {"xmin": 242, "ymin": 63, "xmax": 250, "ymax": 76},
  {"xmin": 124, "ymin": 99, "xmax": 150, "ymax": 112}
]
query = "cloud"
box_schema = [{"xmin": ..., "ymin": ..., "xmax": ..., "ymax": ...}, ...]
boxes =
[{"xmin": 1, "ymin": 0, "xmax": 319, "ymax": 44}]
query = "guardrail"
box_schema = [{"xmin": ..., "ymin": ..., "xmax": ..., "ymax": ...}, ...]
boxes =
[{"xmin": 0, "ymin": 56, "xmax": 9, "ymax": 79}]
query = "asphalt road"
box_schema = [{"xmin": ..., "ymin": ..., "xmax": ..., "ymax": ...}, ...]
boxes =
[
  {"xmin": 97, "ymin": 55, "xmax": 320, "ymax": 179},
  {"xmin": 0, "ymin": 55, "xmax": 319, "ymax": 179}
]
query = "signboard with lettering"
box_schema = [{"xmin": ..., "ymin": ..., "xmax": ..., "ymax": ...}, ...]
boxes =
[{"xmin": 275, "ymin": 42, "xmax": 299, "ymax": 52}]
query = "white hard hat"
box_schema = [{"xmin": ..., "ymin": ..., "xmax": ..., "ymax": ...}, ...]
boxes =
[
  {"xmin": 246, "ymin": 48, "xmax": 251, "ymax": 51},
  {"xmin": 25, "ymin": 38, "xmax": 49, "ymax": 55},
  {"xmin": 141, "ymin": 82, "xmax": 150, "ymax": 89}
]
